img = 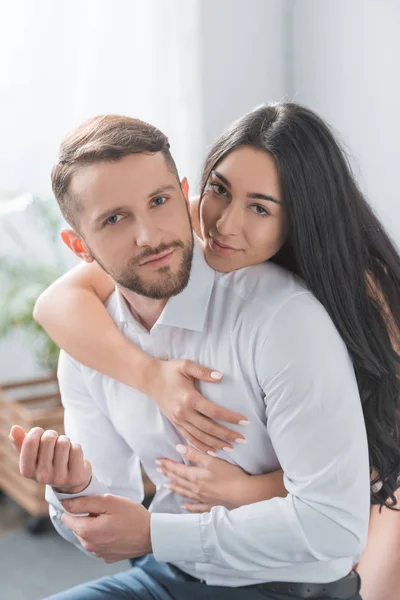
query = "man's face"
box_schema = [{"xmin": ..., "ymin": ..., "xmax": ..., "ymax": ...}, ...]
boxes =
[{"xmin": 71, "ymin": 152, "xmax": 194, "ymax": 299}]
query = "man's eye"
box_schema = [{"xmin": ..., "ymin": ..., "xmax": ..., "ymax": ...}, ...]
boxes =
[
  {"xmin": 106, "ymin": 214, "xmax": 123, "ymax": 225},
  {"xmin": 152, "ymin": 196, "xmax": 167, "ymax": 206},
  {"xmin": 210, "ymin": 183, "xmax": 228, "ymax": 196}
]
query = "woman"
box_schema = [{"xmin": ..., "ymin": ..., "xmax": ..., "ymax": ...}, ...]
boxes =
[{"xmin": 35, "ymin": 103, "xmax": 400, "ymax": 599}]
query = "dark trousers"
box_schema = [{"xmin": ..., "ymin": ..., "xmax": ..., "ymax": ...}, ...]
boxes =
[{"xmin": 45, "ymin": 554, "xmax": 362, "ymax": 600}]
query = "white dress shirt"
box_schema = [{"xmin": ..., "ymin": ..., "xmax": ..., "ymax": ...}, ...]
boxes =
[{"xmin": 46, "ymin": 240, "xmax": 370, "ymax": 587}]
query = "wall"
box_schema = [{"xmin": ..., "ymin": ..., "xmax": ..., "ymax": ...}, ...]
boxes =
[{"xmin": 291, "ymin": 0, "xmax": 400, "ymax": 246}]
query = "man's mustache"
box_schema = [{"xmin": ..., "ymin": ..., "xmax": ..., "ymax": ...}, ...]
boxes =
[{"xmin": 129, "ymin": 241, "xmax": 185, "ymax": 267}]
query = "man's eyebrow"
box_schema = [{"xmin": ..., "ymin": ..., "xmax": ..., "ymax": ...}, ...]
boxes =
[
  {"xmin": 212, "ymin": 170, "xmax": 280, "ymax": 204},
  {"xmin": 93, "ymin": 184, "xmax": 179, "ymax": 225},
  {"xmin": 147, "ymin": 184, "xmax": 177, "ymax": 198},
  {"xmin": 94, "ymin": 206, "xmax": 128, "ymax": 224}
]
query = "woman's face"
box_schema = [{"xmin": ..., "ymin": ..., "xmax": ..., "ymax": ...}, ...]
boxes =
[{"xmin": 200, "ymin": 146, "xmax": 287, "ymax": 273}]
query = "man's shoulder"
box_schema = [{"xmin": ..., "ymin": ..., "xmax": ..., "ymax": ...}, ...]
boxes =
[{"xmin": 215, "ymin": 261, "xmax": 310, "ymax": 313}]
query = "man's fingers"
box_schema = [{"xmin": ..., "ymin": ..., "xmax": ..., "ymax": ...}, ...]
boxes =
[
  {"xmin": 195, "ymin": 397, "xmax": 249, "ymax": 427},
  {"xmin": 62, "ymin": 495, "xmax": 108, "ymax": 516},
  {"xmin": 52, "ymin": 435, "xmax": 72, "ymax": 485},
  {"xmin": 36, "ymin": 430, "xmax": 58, "ymax": 482},
  {"xmin": 19, "ymin": 427, "xmax": 44, "ymax": 478},
  {"xmin": 181, "ymin": 360, "xmax": 223, "ymax": 383},
  {"xmin": 9, "ymin": 425, "xmax": 26, "ymax": 451}
]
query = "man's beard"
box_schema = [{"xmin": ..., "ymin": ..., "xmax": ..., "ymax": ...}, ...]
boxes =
[{"xmin": 91, "ymin": 235, "xmax": 194, "ymax": 300}]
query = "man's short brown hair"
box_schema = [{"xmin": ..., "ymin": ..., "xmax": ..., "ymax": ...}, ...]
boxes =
[{"xmin": 51, "ymin": 114, "xmax": 179, "ymax": 229}]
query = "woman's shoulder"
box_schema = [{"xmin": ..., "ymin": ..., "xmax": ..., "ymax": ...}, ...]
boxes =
[{"xmin": 189, "ymin": 196, "xmax": 202, "ymax": 239}]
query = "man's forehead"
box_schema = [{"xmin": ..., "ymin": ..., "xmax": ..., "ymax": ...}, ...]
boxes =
[{"xmin": 71, "ymin": 153, "xmax": 176, "ymax": 196}]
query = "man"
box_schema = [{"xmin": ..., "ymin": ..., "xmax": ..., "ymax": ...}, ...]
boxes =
[{"xmin": 10, "ymin": 114, "xmax": 369, "ymax": 599}]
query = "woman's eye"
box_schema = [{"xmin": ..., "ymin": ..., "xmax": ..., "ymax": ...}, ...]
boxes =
[
  {"xmin": 106, "ymin": 214, "xmax": 123, "ymax": 225},
  {"xmin": 152, "ymin": 196, "xmax": 167, "ymax": 206},
  {"xmin": 250, "ymin": 204, "xmax": 269, "ymax": 216},
  {"xmin": 210, "ymin": 183, "xmax": 228, "ymax": 196}
]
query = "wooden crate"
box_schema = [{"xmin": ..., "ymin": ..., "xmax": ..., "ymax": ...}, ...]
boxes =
[{"xmin": 0, "ymin": 375, "xmax": 155, "ymax": 519}]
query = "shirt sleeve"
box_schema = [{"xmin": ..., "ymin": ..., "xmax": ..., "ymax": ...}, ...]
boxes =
[
  {"xmin": 151, "ymin": 293, "xmax": 371, "ymax": 572},
  {"xmin": 47, "ymin": 351, "xmax": 144, "ymax": 554}
]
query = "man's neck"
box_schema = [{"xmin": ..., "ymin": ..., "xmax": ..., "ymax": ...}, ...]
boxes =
[{"xmin": 117, "ymin": 285, "xmax": 168, "ymax": 331}]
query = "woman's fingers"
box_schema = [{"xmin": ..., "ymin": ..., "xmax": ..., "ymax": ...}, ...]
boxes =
[
  {"xmin": 156, "ymin": 458, "xmax": 198, "ymax": 482},
  {"xmin": 182, "ymin": 502, "xmax": 213, "ymax": 513},
  {"xmin": 181, "ymin": 421, "xmax": 235, "ymax": 453},
  {"xmin": 193, "ymin": 413, "xmax": 247, "ymax": 446},
  {"xmin": 194, "ymin": 395, "xmax": 249, "ymax": 427},
  {"xmin": 164, "ymin": 482, "xmax": 200, "ymax": 501},
  {"xmin": 175, "ymin": 425, "xmax": 216, "ymax": 454}
]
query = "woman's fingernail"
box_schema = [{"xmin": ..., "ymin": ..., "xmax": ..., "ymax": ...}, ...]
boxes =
[
  {"xmin": 156, "ymin": 468, "xmax": 163, "ymax": 473},
  {"xmin": 223, "ymin": 446, "xmax": 234, "ymax": 453},
  {"xmin": 207, "ymin": 451, "xmax": 218, "ymax": 457},
  {"xmin": 235, "ymin": 438, "xmax": 247, "ymax": 444},
  {"xmin": 238, "ymin": 420, "xmax": 250, "ymax": 426},
  {"xmin": 164, "ymin": 483, "xmax": 171, "ymax": 489},
  {"xmin": 210, "ymin": 371, "xmax": 223, "ymax": 380},
  {"xmin": 176, "ymin": 444, "xmax": 187, "ymax": 455},
  {"xmin": 155, "ymin": 459, "xmax": 162, "ymax": 465}
]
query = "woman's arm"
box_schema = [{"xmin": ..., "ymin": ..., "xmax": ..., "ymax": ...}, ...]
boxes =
[
  {"xmin": 34, "ymin": 253, "xmax": 249, "ymax": 454},
  {"xmin": 156, "ymin": 445, "xmax": 287, "ymax": 512},
  {"xmin": 355, "ymin": 493, "xmax": 400, "ymax": 600}
]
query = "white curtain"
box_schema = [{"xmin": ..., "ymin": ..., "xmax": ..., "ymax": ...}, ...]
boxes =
[{"xmin": 0, "ymin": 0, "xmax": 203, "ymax": 197}]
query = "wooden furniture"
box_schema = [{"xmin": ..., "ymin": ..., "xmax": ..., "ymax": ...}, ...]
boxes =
[
  {"xmin": 0, "ymin": 375, "xmax": 155, "ymax": 533},
  {"xmin": 0, "ymin": 375, "xmax": 62, "ymax": 532}
]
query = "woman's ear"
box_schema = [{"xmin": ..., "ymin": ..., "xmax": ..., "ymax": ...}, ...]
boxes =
[
  {"xmin": 181, "ymin": 177, "xmax": 189, "ymax": 204},
  {"xmin": 61, "ymin": 229, "xmax": 94, "ymax": 262}
]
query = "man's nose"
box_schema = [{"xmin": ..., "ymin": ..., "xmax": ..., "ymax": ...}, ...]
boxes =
[
  {"xmin": 215, "ymin": 205, "xmax": 243, "ymax": 236},
  {"xmin": 134, "ymin": 217, "xmax": 163, "ymax": 248}
]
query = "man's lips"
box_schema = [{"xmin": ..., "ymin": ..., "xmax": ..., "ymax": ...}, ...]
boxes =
[{"xmin": 139, "ymin": 248, "xmax": 175, "ymax": 267}]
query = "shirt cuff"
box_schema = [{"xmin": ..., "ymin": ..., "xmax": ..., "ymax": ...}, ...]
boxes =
[
  {"xmin": 45, "ymin": 474, "xmax": 109, "ymax": 515},
  {"xmin": 151, "ymin": 512, "xmax": 205, "ymax": 563}
]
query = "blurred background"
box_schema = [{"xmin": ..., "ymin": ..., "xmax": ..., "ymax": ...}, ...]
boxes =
[{"xmin": 0, "ymin": 0, "xmax": 399, "ymax": 598}]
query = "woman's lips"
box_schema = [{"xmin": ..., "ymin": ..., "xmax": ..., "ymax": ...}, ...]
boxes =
[{"xmin": 209, "ymin": 237, "xmax": 241, "ymax": 257}]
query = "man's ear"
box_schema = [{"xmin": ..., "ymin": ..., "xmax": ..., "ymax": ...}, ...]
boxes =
[
  {"xmin": 61, "ymin": 229, "xmax": 94, "ymax": 263},
  {"xmin": 181, "ymin": 177, "xmax": 189, "ymax": 205}
]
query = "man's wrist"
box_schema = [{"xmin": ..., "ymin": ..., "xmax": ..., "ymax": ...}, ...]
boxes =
[{"xmin": 53, "ymin": 476, "xmax": 92, "ymax": 495}]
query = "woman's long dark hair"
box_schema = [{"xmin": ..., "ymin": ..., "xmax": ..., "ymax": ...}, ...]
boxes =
[{"xmin": 201, "ymin": 103, "xmax": 400, "ymax": 508}]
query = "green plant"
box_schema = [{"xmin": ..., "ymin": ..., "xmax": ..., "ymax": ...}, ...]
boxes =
[{"xmin": 0, "ymin": 196, "xmax": 68, "ymax": 372}]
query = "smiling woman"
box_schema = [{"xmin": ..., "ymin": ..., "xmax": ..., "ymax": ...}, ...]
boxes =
[{"xmin": 200, "ymin": 146, "xmax": 286, "ymax": 272}]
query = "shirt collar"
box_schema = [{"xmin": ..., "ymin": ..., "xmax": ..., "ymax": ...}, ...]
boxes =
[{"xmin": 113, "ymin": 237, "xmax": 215, "ymax": 333}]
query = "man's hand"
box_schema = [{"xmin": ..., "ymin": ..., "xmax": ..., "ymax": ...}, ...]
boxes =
[
  {"xmin": 61, "ymin": 494, "xmax": 151, "ymax": 563},
  {"xmin": 9, "ymin": 425, "xmax": 92, "ymax": 494}
]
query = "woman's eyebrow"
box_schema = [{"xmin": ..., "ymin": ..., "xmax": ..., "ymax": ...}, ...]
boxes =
[{"xmin": 212, "ymin": 170, "xmax": 280, "ymax": 204}]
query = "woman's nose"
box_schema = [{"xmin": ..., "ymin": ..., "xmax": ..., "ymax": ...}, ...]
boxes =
[{"xmin": 215, "ymin": 205, "xmax": 243, "ymax": 236}]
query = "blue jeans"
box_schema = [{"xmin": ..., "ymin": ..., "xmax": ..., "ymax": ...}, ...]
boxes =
[{"xmin": 44, "ymin": 554, "xmax": 362, "ymax": 600}]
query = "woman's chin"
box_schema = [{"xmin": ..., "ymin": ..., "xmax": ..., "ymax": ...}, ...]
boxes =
[{"xmin": 203, "ymin": 247, "xmax": 241, "ymax": 273}]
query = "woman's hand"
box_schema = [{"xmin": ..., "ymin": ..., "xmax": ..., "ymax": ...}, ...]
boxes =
[
  {"xmin": 156, "ymin": 444, "xmax": 251, "ymax": 511},
  {"xmin": 143, "ymin": 359, "xmax": 250, "ymax": 454},
  {"xmin": 156, "ymin": 445, "xmax": 288, "ymax": 512}
]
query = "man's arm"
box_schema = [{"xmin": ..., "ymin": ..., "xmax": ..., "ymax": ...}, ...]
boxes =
[
  {"xmin": 151, "ymin": 293, "xmax": 371, "ymax": 572},
  {"xmin": 46, "ymin": 351, "xmax": 144, "ymax": 552}
]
